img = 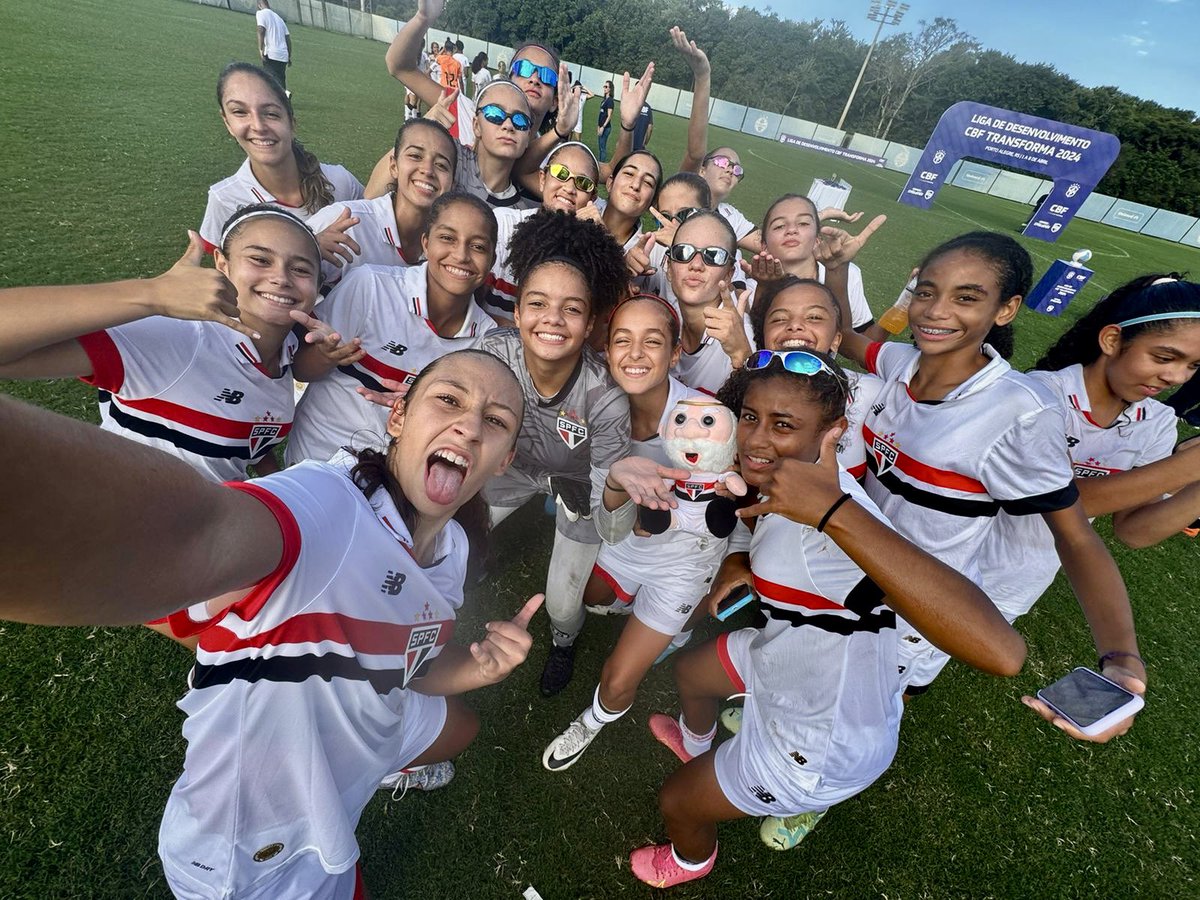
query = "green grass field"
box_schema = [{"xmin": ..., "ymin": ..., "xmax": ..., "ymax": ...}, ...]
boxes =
[{"xmin": 2, "ymin": 0, "xmax": 1199, "ymax": 897}]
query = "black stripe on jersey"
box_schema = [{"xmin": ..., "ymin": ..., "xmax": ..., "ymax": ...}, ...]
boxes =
[
  {"xmin": 997, "ymin": 483, "xmax": 1080, "ymax": 516},
  {"xmin": 99, "ymin": 392, "xmax": 267, "ymax": 462},
  {"xmin": 867, "ymin": 457, "xmax": 1000, "ymax": 518},
  {"xmin": 762, "ymin": 577, "xmax": 895, "ymax": 636},
  {"xmin": 337, "ymin": 364, "xmax": 385, "ymax": 394},
  {"xmin": 192, "ymin": 651, "xmax": 430, "ymax": 694}
]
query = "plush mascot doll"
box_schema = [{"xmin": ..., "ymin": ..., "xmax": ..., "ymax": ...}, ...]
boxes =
[{"xmin": 639, "ymin": 399, "xmax": 747, "ymax": 538}]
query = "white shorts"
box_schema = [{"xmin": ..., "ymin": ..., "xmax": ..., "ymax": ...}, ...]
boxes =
[
  {"xmin": 712, "ymin": 629, "xmax": 868, "ymax": 818},
  {"xmin": 894, "ymin": 618, "xmax": 952, "ymax": 694},
  {"xmin": 593, "ymin": 532, "xmax": 723, "ymax": 636},
  {"xmin": 395, "ymin": 689, "xmax": 450, "ymax": 769}
]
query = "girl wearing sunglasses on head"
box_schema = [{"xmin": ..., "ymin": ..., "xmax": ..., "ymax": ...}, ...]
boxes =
[
  {"xmin": 305, "ymin": 119, "xmax": 458, "ymax": 288},
  {"xmin": 480, "ymin": 141, "xmax": 603, "ymax": 319},
  {"xmin": 666, "ymin": 210, "xmax": 754, "ymax": 396},
  {"xmin": 822, "ymin": 226, "xmax": 1146, "ymax": 744},
  {"xmin": 477, "ymin": 210, "xmax": 632, "ymax": 699},
  {"xmin": 627, "ymin": 350, "xmax": 1025, "ymax": 888}
]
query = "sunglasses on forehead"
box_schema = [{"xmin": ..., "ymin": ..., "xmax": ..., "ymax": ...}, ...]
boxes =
[
  {"xmin": 546, "ymin": 163, "xmax": 596, "ymax": 194},
  {"xmin": 668, "ymin": 243, "xmax": 732, "ymax": 267},
  {"xmin": 705, "ymin": 154, "xmax": 745, "ymax": 179},
  {"xmin": 511, "ymin": 58, "xmax": 559, "ymax": 88},
  {"xmin": 745, "ymin": 350, "xmax": 846, "ymax": 392},
  {"xmin": 480, "ymin": 104, "xmax": 532, "ymax": 131}
]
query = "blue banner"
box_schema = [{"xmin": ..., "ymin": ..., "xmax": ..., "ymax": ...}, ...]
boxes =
[{"xmin": 898, "ymin": 102, "xmax": 1120, "ymax": 243}]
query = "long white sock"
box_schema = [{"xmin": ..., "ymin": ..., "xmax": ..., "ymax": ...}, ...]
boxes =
[
  {"xmin": 671, "ymin": 842, "xmax": 717, "ymax": 870},
  {"xmin": 679, "ymin": 715, "xmax": 716, "ymax": 757},
  {"xmin": 545, "ymin": 531, "xmax": 601, "ymax": 647},
  {"xmin": 581, "ymin": 685, "xmax": 630, "ymax": 731}
]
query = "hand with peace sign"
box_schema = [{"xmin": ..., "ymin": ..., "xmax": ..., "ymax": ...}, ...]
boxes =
[
  {"xmin": 647, "ymin": 206, "xmax": 678, "ymax": 248},
  {"xmin": 703, "ymin": 280, "xmax": 752, "ymax": 368},
  {"xmin": 314, "ymin": 208, "xmax": 362, "ymax": 269},
  {"xmin": 151, "ymin": 230, "xmax": 258, "ymax": 339},
  {"xmin": 468, "ymin": 593, "xmax": 545, "ymax": 685},
  {"xmin": 736, "ymin": 426, "xmax": 848, "ymax": 526},
  {"xmin": 625, "ymin": 232, "xmax": 658, "ymax": 279},
  {"xmin": 289, "ymin": 310, "xmax": 365, "ymax": 368},
  {"xmin": 816, "ymin": 213, "xmax": 887, "ymax": 271},
  {"xmin": 422, "ymin": 87, "xmax": 458, "ymax": 130}
]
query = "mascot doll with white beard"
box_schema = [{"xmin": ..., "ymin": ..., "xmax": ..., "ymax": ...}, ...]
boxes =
[{"xmin": 638, "ymin": 399, "xmax": 748, "ymax": 538}]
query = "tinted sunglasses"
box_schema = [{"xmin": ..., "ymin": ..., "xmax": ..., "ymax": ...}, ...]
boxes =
[
  {"xmin": 480, "ymin": 104, "xmax": 532, "ymax": 131},
  {"xmin": 745, "ymin": 350, "xmax": 844, "ymax": 390},
  {"xmin": 705, "ymin": 154, "xmax": 745, "ymax": 179},
  {"xmin": 666, "ymin": 207, "xmax": 704, "ymax": 224},
  {"xmin": 511, "ymin": 58, "xmax": 559, "ymax": 88},
  {"xmin": 668, "ymin": 243, "xmax": 732, "ymax": 267},
  {"xmin": 547, "ymin": 163, "xmax": 596, "ymax": 193}
]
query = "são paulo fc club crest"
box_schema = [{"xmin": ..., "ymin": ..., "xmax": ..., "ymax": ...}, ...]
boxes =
[
  {"xmin": 557, "ymin": 413, "xmax": 588, "ymax": 450},
  {"xmin": 402, "ymin": 623, "xmax": 443, "ymax": 688},
  {"xmin": 678, "ymin": 480, "xmax": 714, "ymax": 501},
  {"xmin": 249, "ymin": 413, "xmax": 283, "ymax": 457},
  {"xmin": 870, "ymin": 433, "xmax": 899, "ymax": 477}
]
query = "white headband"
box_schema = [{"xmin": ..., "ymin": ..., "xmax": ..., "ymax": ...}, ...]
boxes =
[
  {"xmin": 220, "ymin": 207, "xmax": 321, "ymax": 259},
  {"xmin": 541, "ymin": 141, "xmax": 599, "ymax": 171}
]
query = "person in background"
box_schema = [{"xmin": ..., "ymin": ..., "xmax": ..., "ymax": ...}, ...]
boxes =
[
  {"xmin": 454, "ymin": 41, "xmax": 472, "ymax": 93},
  {"xmin": 255, "ymin": 0, "xmax": 291, "ymax": 94},
  {"xmin": 597, "ymin": 80, "xmax": 615, "ymax": 162},
  {"xmin": 471, "ymin": 51, "xmax": 493, "ymax": 102},
  {"xmin": 632, "ymin": 95, "xmax": 654, "ymax": 152},
  {"xmin": 570, "ymin": 73, "xmax": 595, "ymax": 142}
]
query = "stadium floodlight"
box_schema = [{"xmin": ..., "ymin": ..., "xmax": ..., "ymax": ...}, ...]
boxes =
[{"xmin": 835, "ymin": 0, "xmax": 910, "ymax": 131}]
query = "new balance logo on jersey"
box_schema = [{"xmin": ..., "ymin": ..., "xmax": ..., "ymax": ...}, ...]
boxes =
[
  {"xmin": 1066, "ymin": 435, "xmax": 1081, "ymax": 448},
  {"xmin": 871, "ymin": 401, "xmax": 886, "ymax": 416},
  {"xmin": 557, "ymin": 415, "xmax": 588, "ymax": 450},
  {"xmin": 789, "ymin": 751, "xmax": 809, "ymax": 766},
  {"xmin": 380, "ymin": 570, "xmax": 407, "ymax": 595},
  {"xmin": 402, "ymin": 623, "xmax": 443, "ymax": 688},
  {"xmin": 870, "ymin": 434, "xmax": 899, "ymax": 476},
  {"xmin": 214, "ymin": 388, "xmax": 244, "ymax": 404},
  {"xmin": 674, "ymin": 603, "xmax": 693, "ymax": 615},
  {"xmin": 750, "ymin": 784, "xmax": 777, "ymax": 804},
  {"xmin": 382, "ymin": 341, "xmax": 408, "ymax": 356}
]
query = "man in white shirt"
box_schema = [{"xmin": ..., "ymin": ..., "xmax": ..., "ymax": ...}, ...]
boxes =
[{"xmin": 256, "ymin": 0, "xmax": 292, "ymax": 93}]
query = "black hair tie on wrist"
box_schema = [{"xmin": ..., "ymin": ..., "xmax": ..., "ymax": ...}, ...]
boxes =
[{"xmin": 816, "ymin": 492, "xmax": 852, "ymax": 533}]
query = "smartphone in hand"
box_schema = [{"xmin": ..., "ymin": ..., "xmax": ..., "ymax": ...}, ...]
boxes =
[
  {"xmin": 1036, "ymin": 667, "xmax": 1144, "ymax": 737},
  {"xmin": 715, "ymin": 586, "xmax": 755, "ymax": 622}
]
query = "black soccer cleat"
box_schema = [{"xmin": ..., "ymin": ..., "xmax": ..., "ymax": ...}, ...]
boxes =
[{"xmin": 539, "ymin": 644, "xmax": 576, "ymax": 697}]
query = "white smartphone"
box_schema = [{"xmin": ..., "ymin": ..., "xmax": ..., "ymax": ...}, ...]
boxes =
[{"xmin": 1035, "ymin": 667, "xmax": 1144, "ymax": 737}]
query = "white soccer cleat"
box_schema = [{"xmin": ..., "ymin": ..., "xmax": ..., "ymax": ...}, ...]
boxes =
[
  {"xmin": 379, "ymin": 760, "xmax": 455, "ymax": 800},
  {"xmin": 542, "ymin": 714, "xmax": 601, "ymax": 772}
]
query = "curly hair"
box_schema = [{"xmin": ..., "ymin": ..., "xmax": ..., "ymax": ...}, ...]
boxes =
[
  {"xmin": 1035, "ymin": 274, "xmax": 1198, "ymax": 371},
  {"xmin": 508, "ymin": 209, "xmax": 628, "ymax": 319},
  {"xmin": 216, "ymin": 62, "xmax": 333, "ymax": 214},
  {"xmin": 748, "ymin": 276, "xmax": 841, "ymax": 350},
  {"xmin": 716, "ymin": 348, "xmax": 848, "ymax": 430},
  {"xmin": 917, "ymin": 231, "xmax": 1033, "ymax": 360}
]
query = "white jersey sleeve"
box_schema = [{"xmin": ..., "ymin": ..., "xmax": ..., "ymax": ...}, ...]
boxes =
[{"xmin": 980, "ymin": 400, "xmax": 1078, "ymax": 515}]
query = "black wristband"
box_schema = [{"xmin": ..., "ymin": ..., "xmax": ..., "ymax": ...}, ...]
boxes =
[
  {"xmin": 1098, "ymin": 650, "xmax": 1145, "ymax": 672},
  {"xmin": 816, "ymin": 492, "xmax": 852, "ymax": 533},
  {"xmin": 621, "ymin": 123, "xmax": 635, "ymax": 132},
  {"xmin": 604, "ymin": 478, "xmax": 627, "ymax": 493},
  {"xmin": 554, "ymin": 125, "xmax": 570, "ymax": 140}
]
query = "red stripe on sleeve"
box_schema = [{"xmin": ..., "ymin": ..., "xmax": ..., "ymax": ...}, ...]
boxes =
[
  {"xmin": 715, "ymin": 632, "xmax": 746, "ymax": 693},
  {"xmin": 168, "ymin": 481, "xmax": 302, "ymax": 637},
  {"xmin": 358, "ymin": 353, "xmax": 417, "ymax": 385},
  {"xmin": 115, "ymin": 395, "xmax": 290, "ymax": 440},
  {"xmin": 77, "ymin": 330, "xmax": 125, "ymax": 392},
  {"xmin": 864, "ymin": 341, "xmax": 883, "ymax": 376}
]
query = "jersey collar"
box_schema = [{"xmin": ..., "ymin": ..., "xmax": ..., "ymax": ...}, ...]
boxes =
[
  {"xmin": 236, "ymin": 158, "xmax": 303, "ymax": 209},
  {"xmin": 898, "ymin": 342, "xmax": 1011, "ymax": 402},
  {"xmin": 230, "ymin": 329, "xmax": 299, "ymax": 376},
  {"xmin": 1060, "ymin": 363, "xmax": 1149, "ymax": 428}
]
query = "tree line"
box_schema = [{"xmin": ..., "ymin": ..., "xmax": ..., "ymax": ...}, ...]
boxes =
[{"xmin": 371, "ymin": 0, "xmax": 1200, "ymax": 215}]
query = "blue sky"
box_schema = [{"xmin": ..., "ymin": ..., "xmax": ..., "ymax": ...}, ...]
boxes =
[{"xmin": 741, "ymin": 0, "xmax": 1199, "ymax": 115}]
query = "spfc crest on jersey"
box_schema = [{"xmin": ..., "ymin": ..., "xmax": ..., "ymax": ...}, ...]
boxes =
[
  {"xmin": 248, "ymin": 414, "xmax": 283, "ymax": 457},
  {"xmin": 677, "ymin": 479, "xmax": 715, "ymax": 500},
  {"xmin": 557, "ymin": 414, "xmax": 588, "ymax": 450},
  {"xmin": 402, "ymin": 623, "xmax": 443, "ymax": 688},
  {"xmin": 870, "ymin": 433, "xmax": 899, "ymax": 477}
]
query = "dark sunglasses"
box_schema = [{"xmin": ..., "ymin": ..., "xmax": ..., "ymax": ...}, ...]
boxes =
[
  {"xmin": 668, "ymin": 243, "xmax": 732, "ymax": 267},
  {"xmin": 480, "ymin": 104, "xmax": 532, "ymax": 131},
  {"xmin": 705, "ymin": 154, "xmax": 745, "ymax": 179},
  {"xmin": 511, "ymin": 58, "xmax": 559, "ymax": 88},
  {"xmin": 666, "ymin": 207, "xmax": 704, "ymax": 224},
  {"xmin": 745, "ymin": 350, "xmax": 846, "ymax": 393},
  {"xmin": 547, "ymin": 163, "xmax": 596, "ymax": 194}
]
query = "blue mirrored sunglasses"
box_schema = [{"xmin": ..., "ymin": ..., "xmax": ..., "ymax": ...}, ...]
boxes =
[
  {"xmin": 480, "ymin": 104, "xmax": 532, "ymax": 131},
  {"xmin": 511, "ymin": 58, "xmax": 559, "ymax": 87},
  {"xmin": 746, "ymin": 349, "xmax": 839, "ymax": 382}
]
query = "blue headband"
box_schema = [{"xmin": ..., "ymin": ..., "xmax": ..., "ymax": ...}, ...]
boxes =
[{"xmin": 1117, "ymin": 311, "xmax": 1200, "ymax": 329}]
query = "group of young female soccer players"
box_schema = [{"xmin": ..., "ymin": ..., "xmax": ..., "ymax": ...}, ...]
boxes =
[{"xmin": 3, "ymin": 3, "xmax": 1200, "ymax": 896}]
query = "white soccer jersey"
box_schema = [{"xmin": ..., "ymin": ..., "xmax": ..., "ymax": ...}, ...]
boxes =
[
  {"xmin": 862, "ymin": 341, "xmax": 1078, "ymax": 584},
  {"xmin": 594, "ymin": 197, "xmax": 645, "ymax": 253},
  {"xmin": 199, "ymin": 159, "xmax": 365, "ymax": 250},
  {"xmin": 255, "ymin": 8, "xmax": 289, "ymax": 61},
  {"xmin": 718, "ymin": 201, "xmax": 756, "ymax": 241},
  {"xmin": 454, "ymin": 143, "xmax": 539, "ymax": 211},
  {"xmin": 979, "ymin": 363, "xmax": 1178, "ymax": 621},
  {"xmin": 306, "ymin": 193, "xmax": 417, "ymax": 287},
  {"xmin": 158, "ymin": 456, "xmax": 466, "ymax": 899},
  {"xmin": 287, "ymin": 263, "xmax": 497, "ymax": 465},
  {"xmin": 78, "ymin": 318, "xmax": 298, "ymax": 482},
  {"xmin": 719, "ymin": 471, "xmax": 902, "ymax": 804},
  {"xmin": 840, "ymin": 370, "xmax": 883, "ymax": 480},
  {"xmin": 479, "ymin": 206, "xmax": 539, "ymax": 316}
]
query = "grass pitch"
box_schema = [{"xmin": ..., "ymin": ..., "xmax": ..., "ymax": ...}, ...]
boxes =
[{"xmin": 1, "ymin": 1, "xmax": 1198, "ymax": 897}]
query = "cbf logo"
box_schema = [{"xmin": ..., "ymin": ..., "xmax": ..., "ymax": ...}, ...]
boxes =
[
  {"xmin": 248, "ymin": 412, "xmax": 283, "ymax": 457},
  {"xmin": 402, "ymin": 623, "xmax": 443, "ymax": 688},
  {"xmin": 556, "ymin": 412, "xmax": 588, "ymax": 449},
  {"xmin": 932, "ymin": 149, "xmax": 946, "ymax": 164},
  {"xmin": 1065, "ymin": 183, "xmax": 1081, "ymax": 198},
  {"xmin": 870, "ymin": 433, "xmax": 899, "ymax": 477}
]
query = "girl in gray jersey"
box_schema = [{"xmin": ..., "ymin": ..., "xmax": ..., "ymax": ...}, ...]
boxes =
[{"xmin": 478, "ymin": 210, "xmax": 632, "ymax": 697}]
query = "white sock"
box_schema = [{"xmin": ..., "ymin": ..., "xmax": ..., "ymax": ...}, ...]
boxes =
[
  {"xmin": 671, "ymin": 842, "xmax": 717, "ymax": 870},
  {"xmin": 679, "ymin": 715, "xmax": 715, "ymax": 757},
  {"xmin": 581, "ymin": 685, "xmax": 630, "ymax": 731}
]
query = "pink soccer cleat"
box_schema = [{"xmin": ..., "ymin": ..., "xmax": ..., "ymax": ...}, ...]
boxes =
[
  {"xmin": 630, "ymin": 843, "xmax": 715, "ymax": 888},
  {"xmin": 648, "ymin": 713, "xmax": 694, "ymax": 764}
]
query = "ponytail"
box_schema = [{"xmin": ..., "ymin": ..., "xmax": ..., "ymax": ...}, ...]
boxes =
[{"xmin": 293, "ymin": 139, "xmax": 334, "ymax": 215}]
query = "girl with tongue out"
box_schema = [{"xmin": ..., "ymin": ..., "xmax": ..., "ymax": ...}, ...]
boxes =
[
  {"xmin": 478, "ymin": 208, "xmax": 633, "ymax": 698},
  {"xmin": 0, "ymin": 349, "xmax": 542, "ymax": 899}
]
